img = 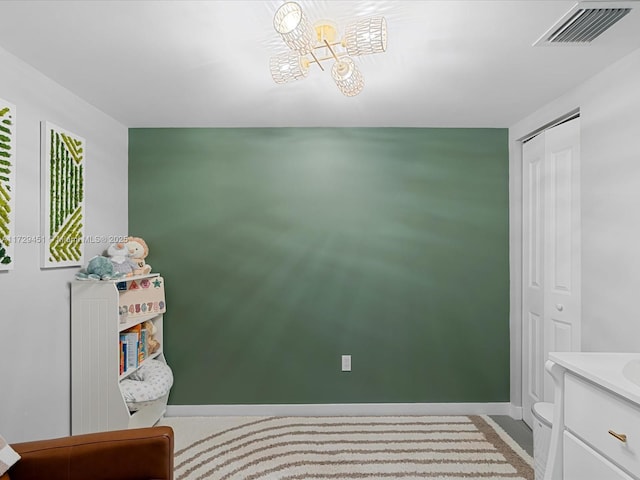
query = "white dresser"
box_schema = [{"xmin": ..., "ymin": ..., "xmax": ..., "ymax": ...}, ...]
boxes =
[{"xmin": 545, "ymin": 353, "xmax": 640, "ymax": 480}]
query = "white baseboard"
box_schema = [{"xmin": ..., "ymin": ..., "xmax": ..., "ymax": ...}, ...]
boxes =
[
  {"xmin": 509, "ymin": 403, "xmax": 523, "ymax": 420},
  {"xmin": 166, "ymin": 402, "xmax": 513, "ymax": 417}
]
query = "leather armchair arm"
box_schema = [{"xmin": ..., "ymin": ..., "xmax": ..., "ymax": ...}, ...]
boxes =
[{"xmin": 5, "ymin": 426, "xmax": 173, "ymax": 480}]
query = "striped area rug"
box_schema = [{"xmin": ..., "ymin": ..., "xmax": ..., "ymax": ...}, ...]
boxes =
[{"xmin": 159, "ymin": 415, "xmax": 533, "ymax": 480}]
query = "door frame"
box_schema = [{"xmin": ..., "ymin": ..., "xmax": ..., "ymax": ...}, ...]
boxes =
[{"xmin": 508, "ymin": 108, "xmax": 580, "ymax": 420}]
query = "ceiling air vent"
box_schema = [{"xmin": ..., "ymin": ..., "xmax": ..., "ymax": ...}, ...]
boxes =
[{"xmin": 534, "ymin": 3, "xmax": 633, "ymax": 45}]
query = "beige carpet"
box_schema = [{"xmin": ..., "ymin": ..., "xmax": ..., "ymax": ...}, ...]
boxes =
[{"xmin": 159, "ymin": 415, "xmax": 533, "ymax": 480}]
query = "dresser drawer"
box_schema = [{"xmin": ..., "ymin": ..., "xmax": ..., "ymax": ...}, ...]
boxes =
[
  {"xmin": 564, "ymin": 431, "xmax": 635, "ymax": 480},
  {"xmin": 565, "ymin": 373, "xmax": 640, "ymax": 478}
]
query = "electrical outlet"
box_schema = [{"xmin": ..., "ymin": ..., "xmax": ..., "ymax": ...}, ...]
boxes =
[{"xmin": 341, "ymin": 355, "xmax": 351, "ymax": 372}]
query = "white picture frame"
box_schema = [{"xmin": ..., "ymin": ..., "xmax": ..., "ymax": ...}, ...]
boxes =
[
  {"xmin": 0, "ymin": 98, "xmax": 16, "ymax": 271},
  {"xmin": 40, "ymin": 121, "xmax": 85, "ymax": 268}
]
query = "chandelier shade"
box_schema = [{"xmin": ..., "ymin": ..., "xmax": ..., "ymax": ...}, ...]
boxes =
[
  {"xmin": 344, "ymin": 17, "xmax": 388, "ymax": 56},
  {"xmin": 273, "ymin": 2, "xmax": 315, "ymax": 55},
  {"xmin": 331, "ymin": 57, "xmax": 364, "ymax": 97},
  {"xmin": 270, "ymin": 52, "xmax": 309, "ymax": 84},
  {"xmin": 270, "ymin": 2, "xmax": 388, "ymax": 96}
]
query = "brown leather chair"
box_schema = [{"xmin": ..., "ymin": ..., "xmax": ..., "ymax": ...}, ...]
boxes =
[{"xmin": 1, "ymin": 426, "xmax": 173, "ymax": 480}]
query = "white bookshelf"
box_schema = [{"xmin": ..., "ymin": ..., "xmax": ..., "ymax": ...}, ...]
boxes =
[{"xmin": 71, "ymin": 273, "xmax": 170, "ymax": 434}]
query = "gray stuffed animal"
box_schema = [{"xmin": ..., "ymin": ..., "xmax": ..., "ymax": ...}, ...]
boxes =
[{"xmin": 75, "ymin": 255, "xmax": 124, "ymax": 280}]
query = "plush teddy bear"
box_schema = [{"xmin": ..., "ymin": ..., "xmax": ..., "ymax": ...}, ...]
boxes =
[
  {"xmin": 125, "ymin": 237, "xmax": 152, "ymax": 275},
  {"xmin": 143, "ymin": 320, "xmax": 161, "ymax": 355},
  {"xmin": 107, "ymin": 242, "xmax": 139, "ymax": 277},
  {"xmin": 75, "ymin": 255, "xmax": 124, "ymax": 280}
]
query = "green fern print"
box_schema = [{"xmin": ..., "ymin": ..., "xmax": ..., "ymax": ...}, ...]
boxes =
[
  {"xmin": 0, "ymin": 103, "xmax": 13, "ymax": 267},
  {"xmin": 48, "ymin": 127, "xmax": 84, "ymax": 263}
]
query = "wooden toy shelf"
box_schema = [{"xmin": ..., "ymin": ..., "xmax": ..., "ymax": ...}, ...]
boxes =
[{"xmin": 71, "ymin": 273, "xmax": 170, "ymax": 435}]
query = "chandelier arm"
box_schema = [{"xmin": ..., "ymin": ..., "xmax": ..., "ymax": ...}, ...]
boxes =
[
  {"xmin": 323, "ymin": 40, "xmax": 340, "ymax": 62},
  {"xmin": 308, "ymin": 51, "xmax": 324, "ymax": 71},
  {"xmin": 309, "ymin": 52, "xmax": 348, "ymax": 64},
  {"xmin": 312, "ymin": 41, "xmax": 341, "ymax": 51}
]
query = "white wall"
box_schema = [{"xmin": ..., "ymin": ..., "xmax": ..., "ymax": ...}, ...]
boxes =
[
  {"xmin": 0, "ymin": 46, "xmax": 128, "ymax": 442},
  {"xmin": 509, "ymin": 47, "xmax": 640, "ymax": 405}
]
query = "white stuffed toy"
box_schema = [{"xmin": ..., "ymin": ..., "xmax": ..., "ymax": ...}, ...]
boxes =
[
  {"xmin": 107, "ymin": 243, "xmax": 138, "ymax": 277},
  {"xmin": 126, "ymin": 237, "xmax": 152, "ymax": 275}
]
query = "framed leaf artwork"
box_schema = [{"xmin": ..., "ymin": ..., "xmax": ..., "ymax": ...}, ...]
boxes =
[
  {"xmin": 41, "ymin": 121, "xmax": 85, "ymax": 268},
  {"xmin": 0, "ymin": 98, "xmax": 15, "ymax": 270}
]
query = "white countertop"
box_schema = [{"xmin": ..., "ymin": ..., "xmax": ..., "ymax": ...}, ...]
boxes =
[{"xmin": 548, "ymin": 352, "xmax": 640, "ymax": 405}]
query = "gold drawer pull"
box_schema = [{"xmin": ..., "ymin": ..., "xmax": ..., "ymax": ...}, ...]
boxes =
[{"xmin": 608, "ymin": 430, "xmax": 627, "ymax": 443}]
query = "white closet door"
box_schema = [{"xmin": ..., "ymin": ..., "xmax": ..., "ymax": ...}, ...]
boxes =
[
  {"xmin": 542, "ymin": 118, "xmax": 581, "ymax": 399},
  {"xmin": 522, "ymin": 117, "xmax": 581, "ymax": 427},
  {"xmin": 522, "ymin": 132, "xmax": 546, "ymax": 427}
]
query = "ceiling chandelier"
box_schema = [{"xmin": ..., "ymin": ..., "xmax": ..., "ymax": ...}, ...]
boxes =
[{"xmin": 270, "ymin": 2, "xmax": 387, "ymax": 97}]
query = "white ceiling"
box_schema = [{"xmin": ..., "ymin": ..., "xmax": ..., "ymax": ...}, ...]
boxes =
[{"xmin": 0, "ymin": 0, "xmax": 639, "ymax": 127}]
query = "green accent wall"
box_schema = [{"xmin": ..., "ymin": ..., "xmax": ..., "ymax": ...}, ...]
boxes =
[{"xmin": 129, "ymin": 128, "xmax": 509, "ymax": 405}]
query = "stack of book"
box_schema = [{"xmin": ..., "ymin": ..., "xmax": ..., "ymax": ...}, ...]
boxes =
[{"xmin": 119, "ymin": 324, "xmax": 149, "ymax": 375}]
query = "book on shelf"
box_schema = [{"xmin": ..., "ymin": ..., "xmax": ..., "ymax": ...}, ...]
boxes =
[
  {"xmin": 140, "ymin": 326, "xmax": 148, "ymax": 361},
  {"xmin": 120, "ymin": 322, "xmax": 155, "ymax": 375},
  {"xmin": 125, "ymin": 332, "xmax": 138, "ymax": 371},
  {"xmin": 120, "ymin": 336, "xmax": 125, "ymax": 375},
  {"xmin": 119, "ymin": 334, "xmax": 127, "ymax": 375}
]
